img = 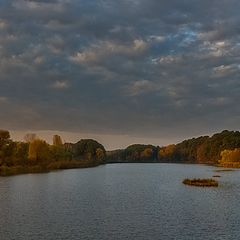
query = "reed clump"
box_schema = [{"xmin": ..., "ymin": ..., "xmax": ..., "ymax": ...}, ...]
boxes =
[{"xmin": 183, "ymin": 178, "xmax": 218, "ymax": 187}]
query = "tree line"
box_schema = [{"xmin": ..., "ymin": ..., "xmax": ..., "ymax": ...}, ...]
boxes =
[
  {"xmin": 106, "ymin": 130, "xmax": 240, "ymax": 164},
  {"xmin": 0, "ymin": 130, "xmax": 106, "ymax": 176},
  {"xmin": 1, "ymin": 129, "xmax": 240, "ymax": 176}
]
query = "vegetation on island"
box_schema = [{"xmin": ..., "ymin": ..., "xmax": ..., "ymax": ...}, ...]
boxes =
[
  {"xmin": 1, "ymin": 129, "xmax": 240, "ymax": 176},
  {"xmin": 183, "ymin": 178, "xmax": 219, "ymax": 187}
]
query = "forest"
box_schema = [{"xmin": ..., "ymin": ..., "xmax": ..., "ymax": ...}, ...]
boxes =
[
  {"xmin": 1, "ymin": 129, "xmax": 240, "ymax": 176},
  {"xmin": 106, "ymin": 130, "xmax": 240, "ymax": 165},
  {"xmin": 0, "ymin": 130, "xmax": 106, "ymax": 176}
]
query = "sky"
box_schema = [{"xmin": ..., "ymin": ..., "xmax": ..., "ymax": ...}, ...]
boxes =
[{"xmin": 0, "ymin": 0, "xmax": 240, "ymax": 150}]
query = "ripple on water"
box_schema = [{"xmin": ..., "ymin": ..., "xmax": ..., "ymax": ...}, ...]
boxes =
[{"xmin": 0, "ymin": 164, "xmax": 240, "ymax": 240}]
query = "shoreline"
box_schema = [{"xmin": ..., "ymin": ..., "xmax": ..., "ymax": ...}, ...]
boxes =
[
  {"xmin": 0, "ymin": 161, "xmax": 102, "ymax": 177},
  {"xmin": 0, "ymin": 161, "xmax": 233, "ymax": 177}
]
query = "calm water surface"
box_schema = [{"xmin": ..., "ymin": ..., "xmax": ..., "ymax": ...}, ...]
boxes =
[{"xmin": 0, "ymin": 164, "xmax": 240, "ymax": 240}]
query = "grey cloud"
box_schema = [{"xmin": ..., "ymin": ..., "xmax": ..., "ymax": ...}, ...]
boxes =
[{"xmin": 0, "ymin": 0, "xmax": 239, "ymax": 143}]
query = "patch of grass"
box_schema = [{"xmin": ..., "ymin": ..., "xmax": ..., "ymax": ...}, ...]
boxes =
[
  {"xmin": 0, "ymin": 160, "xmax": 102, "ymax": 177},
  {"xmin": 183, "ymin": 178, "xmax": 218, "ymax": 187},
  {"xmin": 0, "ymin": 165, "xmax": 46, "ymax": 176}
]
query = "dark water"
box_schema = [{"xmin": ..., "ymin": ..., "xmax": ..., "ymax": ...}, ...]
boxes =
[{"xmin": 0, "ymin": 164, "xmax": 240, "ymax": 240}]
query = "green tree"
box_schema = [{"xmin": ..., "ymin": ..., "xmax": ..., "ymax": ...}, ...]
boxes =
[{"xmin": 73, "ymin": 139, "xmax": 106, "ymax": 162}]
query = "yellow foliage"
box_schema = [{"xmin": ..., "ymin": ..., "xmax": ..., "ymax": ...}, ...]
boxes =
[
  {"xmin": 219, "ymin": 148, "xmax": 240, "ymax": 163},
  {"xmin": 28, "ymin": 139, "xmax": 51, "ymax": 162}
]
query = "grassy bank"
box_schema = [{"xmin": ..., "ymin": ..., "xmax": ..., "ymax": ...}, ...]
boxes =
[{"xmin": 0, "ymin": 160, "xmax": 102, "ymax": 177}]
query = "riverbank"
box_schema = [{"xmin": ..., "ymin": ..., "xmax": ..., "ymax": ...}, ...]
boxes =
[
  {"xmin": 1, "ymin": 161, "xmax": 238, "ymax": 177},
  {"xmin": 0, "ymin": 161, "xmax": 102, "ymax": 177}
]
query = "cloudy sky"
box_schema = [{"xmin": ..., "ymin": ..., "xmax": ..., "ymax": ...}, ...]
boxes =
[{"xmin": 0, "ymin": 0, "xmax": 240, "ymax": 149}]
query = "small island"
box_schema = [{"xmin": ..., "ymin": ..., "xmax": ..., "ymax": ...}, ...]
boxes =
[{"xmin": 183, "ymin": 178, "xmax": 218, "ymax": 187}]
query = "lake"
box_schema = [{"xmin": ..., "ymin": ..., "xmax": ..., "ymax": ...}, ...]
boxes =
[{"xmin": 0, "ymin": 163, "xmax": 240, "ymax": 240}]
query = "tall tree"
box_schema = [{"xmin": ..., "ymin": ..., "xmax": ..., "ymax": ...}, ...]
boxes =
[
  {"xmin": 53, "ymin": 135, "xmax": 63, "ymax": 146},
  {"xmin": 28, "ymin": 139, "xmax": 51, "ymax": 164}
]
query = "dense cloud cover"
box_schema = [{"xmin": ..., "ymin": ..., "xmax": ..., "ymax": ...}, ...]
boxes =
[{"xmin": 0, "ymin": 0, "xmax": 239, "ymax": 142}]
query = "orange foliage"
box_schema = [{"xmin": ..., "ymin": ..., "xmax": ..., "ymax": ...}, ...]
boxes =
[{"xmin": 158, "ymin": 144, "xmax": 176, "ymax": 160}]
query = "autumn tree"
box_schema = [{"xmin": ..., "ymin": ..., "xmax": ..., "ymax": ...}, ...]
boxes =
[
  {"xmin": 219, "ymin": 148, "xmax": 240, "ymax": 163},
  {"xmin": 28, "ymin": 139, "xmax": 51, "ymax": 165},
  {"xmin": 96, "ymin": 148, "xmax": 105, "ymax": 162},
  {"xmin": 53, "ymin": 135, "xmax": 63, "ymax": 146},
  {"xmin": 196, "ymin": 143, "xmax": 209, "ymax": 163},
  {"xmin": 158, "ymin": 144, "xmax": 176, "ymax": 161},
  {"xmin": 140, "ymin": 147, "xmax": 153, "ymax": 160}
]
